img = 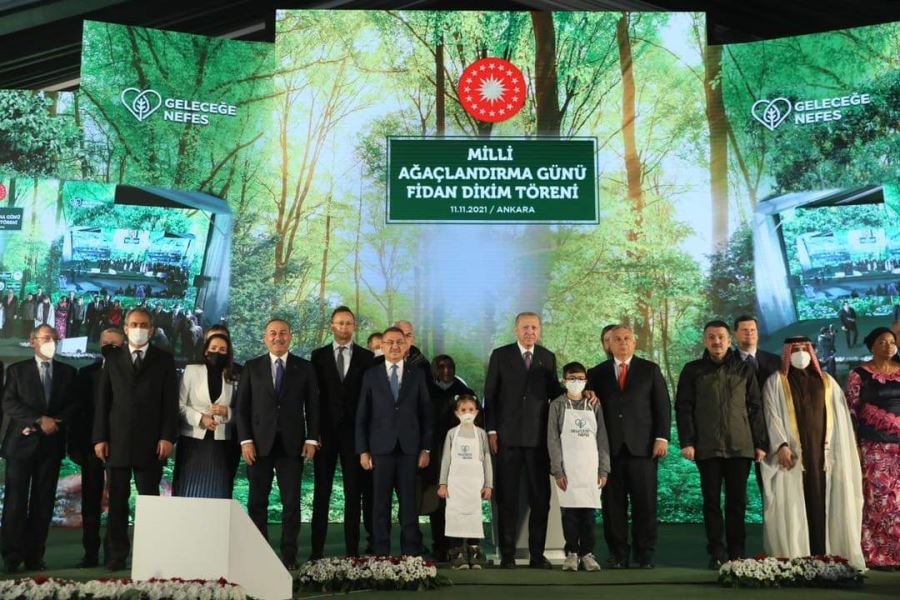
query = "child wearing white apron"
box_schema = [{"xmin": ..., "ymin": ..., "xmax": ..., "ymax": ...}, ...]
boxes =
[
  {"xmin": 548, "ymin": 362, "xmax": 611, "ymax": 572},
  {"xmin": 438, "ymin": 395, "xmax": 493, "ymax": 569}
]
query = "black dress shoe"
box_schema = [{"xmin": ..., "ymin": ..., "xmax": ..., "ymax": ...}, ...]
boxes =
[
  {"xmin": 106, "ymin": 559, "xmax": 127, "ymax": 571},
  {"xmin": 283, "ymin": 559, "xmax": 299, "ymax": 571},
  {"xmin": 78, "ymin": 556, "xmax": 100, "ymax": 568},
  {"xmin": 606, "ymin": 557, "xmax": 627, "ymax": 569},
  {"xmin": 24, "ymin": 560, "xmax": 46, "ymax": 571},
  {"xmin": 528, "ymin": 556, "xmax": 552, "ymax": 569},
  {"xmin": 499, "ymin": 556, "xmax": 517, "ymax": 569},
  {"xmin": 708, "ymin": 555, "xmax": 725, "ymax": 570},
  {"xmin": 4, "ymin": 561, "xmax": 20, "ymax": 574}
]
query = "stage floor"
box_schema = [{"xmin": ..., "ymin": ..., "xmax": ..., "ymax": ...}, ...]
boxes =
[{"xmin": 1, "ymin": 524, "xmax": 898, "ymax": 599}]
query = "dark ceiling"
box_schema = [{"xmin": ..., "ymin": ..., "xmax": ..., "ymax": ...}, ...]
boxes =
[{"xmin": 1, "ymin": 0, "xmax": 899, "ymax": 90}]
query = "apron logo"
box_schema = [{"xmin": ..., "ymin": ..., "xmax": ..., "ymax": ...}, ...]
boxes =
[{"xmin": 574, "ymin": 417, "xmax": 586, "ymax": 429}]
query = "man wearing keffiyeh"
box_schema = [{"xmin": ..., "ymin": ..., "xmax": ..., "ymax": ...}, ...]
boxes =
[{"xmin": 759, "ymin": 336, "xmax": 865, "ymax": 571}]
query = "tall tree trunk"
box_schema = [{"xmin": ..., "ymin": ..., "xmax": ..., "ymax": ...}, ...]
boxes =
[
  {"xmin": 531, "ymin": 11, "xmax": 562, "ymax": 136},
  {"xmin": 314, "ymin": 191, "xmax": 333, "ymax": 346},
  {"xmin": 436, "ymin": 34, "xmax": 445, "ymax": 137},
  {"xmin": 354, "ymin": 173, "xmax": 363, "ymax": 322},
  {"xmin": 616, "ymin": 13, "xmax": 652, "ymax": 351},
  {"xmin": 705, "ymin": 43, "xmax": 728, "ymax": 249}
]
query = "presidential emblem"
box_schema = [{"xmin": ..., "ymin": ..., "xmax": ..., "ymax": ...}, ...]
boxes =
[{"xmin": 458, "ymin": 58, "xmax": 526, "ymax": 123}]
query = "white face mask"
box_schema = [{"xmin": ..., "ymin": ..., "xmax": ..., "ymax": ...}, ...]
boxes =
[
  {"xmin": 565, "ymin": 379, "xmax": 587, "ymax": 395},
  {"xmin": 458, "ymin": 413, "xmax": 476, "ymax": 425},
  {"xmin": 128, "ymin": 328, "xmax": 150, "ymax": 347},
  {"xmin": 790, "ymin": 350, "xmax": 811, "ymax": 370},
  {"xmin": 39, "ymin": 341, "xmax": 56, "ymax": 360}
]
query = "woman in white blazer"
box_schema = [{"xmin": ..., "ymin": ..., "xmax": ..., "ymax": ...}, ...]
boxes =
[{"xmin": 172, "ymin": 333, "xmax": 238, "ymax": 498}]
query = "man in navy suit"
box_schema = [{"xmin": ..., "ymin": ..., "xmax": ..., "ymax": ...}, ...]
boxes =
[
  {"xmin": 236, "ymin": 318, "xmax": 319, "ymax": 570},
  {"xmin": 356, "ymin": 326, "xmax": 433, "ymax": 556},
  {"xmin": 1, "ymin": 325, "xmax": 77, "ymax": 573},
  {"xmin": 483, "ymin": 312, "xmax": 560, "ymax": 569}
]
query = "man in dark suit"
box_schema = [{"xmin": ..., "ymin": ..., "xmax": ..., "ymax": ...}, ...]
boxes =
[
  {"xmin": 0, "ymin": 325, "xmax": 77, "ymax": 572},
  {"xmin": 484, "ymin": 312, "xmax": 559, "ymax": 569},
  {"xmin": 309, "ymin": 306, "xmax": 375, "ymax": 559},
  {"xmin": 2, "ymin": 289, "xmax": 17, "ymax": 337},
  {"xmin": 69, "ymin": 328, "xmax": 125, "ymax": 568},
  {"xmin": 587, "ymin": 325, "xmax": 670, "ymax": 569},
  {"xmin": 93, "ymin": 308, "xmax": 178, "ymax": 571},
  {"xmin": 236, "ymin": 318, "xmax": 319, "ymax": 570},
  {"xmin": 356, "ymin": 327, "xmax": 433, "ymax": 556},
  {"xmin": 733, "ymin": 315, "xmax": 781, "ymax": 501}
]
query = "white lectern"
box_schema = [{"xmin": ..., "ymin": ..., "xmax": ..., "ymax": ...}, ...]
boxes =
[{"xmin": 132, "ymin": 496, "xmax": 292, "ymax": 600}]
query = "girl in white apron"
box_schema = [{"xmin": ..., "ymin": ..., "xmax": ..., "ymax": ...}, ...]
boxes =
[
  {"xmin": 548, "ymin": 363, "xmax": 611, "ymax": 572},
  {"xmin": 438, "ymin": 395, "xmax": 493, "ymax": 569}
]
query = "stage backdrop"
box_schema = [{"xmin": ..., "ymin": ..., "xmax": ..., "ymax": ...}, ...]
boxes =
[{"xmin": 1, "ymin": 10, "xmax": 899, "ymax": 526}]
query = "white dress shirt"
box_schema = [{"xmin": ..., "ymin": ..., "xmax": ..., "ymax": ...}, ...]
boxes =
[
  {"xmin": 385, "ymin": 358, "xmax": 404, "ymax": 384},
  {"xmin": 128, "ymin": 342, "xmax": 149, "ymax": 363},
  {"xmin": 333, "ymin": 341, "xmax": 352, "ymax": 378}
]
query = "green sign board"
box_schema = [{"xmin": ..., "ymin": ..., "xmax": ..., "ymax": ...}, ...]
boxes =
[
  {"xmin": 387, "ymin": 137, "xmax": 598, "ymax": 223},
  {"xmin": 0, "ymin": 208, "xmax": 23, "ymax": 231}
]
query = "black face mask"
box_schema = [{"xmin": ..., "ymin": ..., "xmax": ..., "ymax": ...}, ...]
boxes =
[
  {"xmin": 100, "ymin": 344, "xmax": 119, "ymax": 359},
  {"xmin": 206, "ymin": 352, "xmax": 228, "ymax": 369}
]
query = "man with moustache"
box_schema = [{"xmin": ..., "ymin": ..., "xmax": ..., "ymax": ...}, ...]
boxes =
[
  {"xmin": 309, "ymin": 306, "xmax": 375, "ymax": 559},
  {"xmin": 484, "ymin": 312, "xmax": 559, "ymax": 569},
  {"xmin": 236, "ymin": 319, "xmax": 319, "ymax": 569}
]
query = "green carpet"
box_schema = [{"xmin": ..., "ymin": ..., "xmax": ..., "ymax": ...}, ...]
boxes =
[{"xmin": 1, "ymin": 524, "xmax": 897, "ymax": 599}]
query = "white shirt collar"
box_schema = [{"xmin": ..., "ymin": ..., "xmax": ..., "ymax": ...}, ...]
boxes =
[
  {"xmin": 738, "ymin": 348, "xmax": 756, "ymax": 360},
  {"xmin": 517, "ymin": 342, "xmax": 535, "ymax": 356},
  {"xmin": 385, "ymin": 359, "xmax": 404, "ymax": 378},
  {"xmin": 128, "ymin": 343, "xmax": 149, "ymax": 355},
  {"xmin": 614, "ymin": 355, "xmax": 633, "ymax": 367},
  {"xmin": 34, "ymin": 355, "xmax": 52, "ymax": 368},
  {"xmin": 269, "ymin": 352, "xmax": 289, "ymax": 366},
  {"xmin": 333, "ymin": 340, "xmax": 352, "ymax": 352}
]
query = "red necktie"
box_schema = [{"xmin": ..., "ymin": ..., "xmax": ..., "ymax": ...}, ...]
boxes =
[{"xmin": 618, "ymin": 362, "xmax": 628, "ymax": 391}]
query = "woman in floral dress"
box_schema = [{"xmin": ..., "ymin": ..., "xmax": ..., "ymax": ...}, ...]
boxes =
[
  {"xmin": 845, "ymin": 327, "xmax": 900, "ymax": 569},
  {"xmin": 54, "ymin": 296, "xmax": 69, "ymax": 339}
]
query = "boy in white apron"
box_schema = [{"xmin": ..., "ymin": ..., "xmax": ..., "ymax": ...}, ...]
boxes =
[
  {"xmin": 548, "ymin": 362, "xmax": 611, "ymax": 571},
  {"xmin": 438, "ymin": 394, "xmax": 493, "ymax": 569}
]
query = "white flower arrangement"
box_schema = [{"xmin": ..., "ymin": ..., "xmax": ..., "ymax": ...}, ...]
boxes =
[
  {"xmin": 296, "ymin": 555, "xmax": 451, "ymax": 592},
  {"xmin": 719, "ymin": 555, "xmax": 864, "ymax": 588},
  {"xmin": 0, "ymin": 576, "xmax": 248, "ymax": 599}
]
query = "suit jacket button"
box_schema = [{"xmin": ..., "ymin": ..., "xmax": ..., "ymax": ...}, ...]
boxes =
[
  {"xmin": 618, "ymin": 414, "xmax": 623, "ymax": 418},
  {"xmin": 522, "ymin": 395, "xmax": 526, "ymax": 400}
]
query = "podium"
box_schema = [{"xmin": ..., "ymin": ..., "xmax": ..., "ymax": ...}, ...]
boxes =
[{"xmin": 132, "ymin": 496, "xmax": 293, "ymax": 600}]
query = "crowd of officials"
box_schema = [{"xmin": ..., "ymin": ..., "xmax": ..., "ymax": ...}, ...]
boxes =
[{"xmin": 0, "ymin": 304, "xmax": 897, "ymax": 575}]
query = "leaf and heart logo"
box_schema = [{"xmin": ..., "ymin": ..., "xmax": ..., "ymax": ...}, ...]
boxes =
[
  {"xmin": 751, "ymin": 97, "xmax": 792, "ymax": 131},
  {"xmin": 121, "ymin": 88, "xmax": 163, "ymax": 122}
]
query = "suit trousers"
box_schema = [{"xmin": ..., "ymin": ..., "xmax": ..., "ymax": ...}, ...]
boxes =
[
  {"xmin": 372, "ymin": 447, "xmax": 420, "ymax": 556},
  {"xmin": 495, "ymin": 445, "xmax": 550, "ymax": 559},
  {"xmin": 81, "ymin": 453, "xmax": 107, "ymax": 560},
  {"xmin": 247, "ymin": 437, "xmax": 303, "ymax": 562},
  {"xmin": 601, "ymin": 451, "xmax": 658, "ymax": 563},
  {"xmin": 696, "ymin": 457, "xmax": 751, "ymax": 560},
  {"xmin": 1, "ymin": 445, "xmax": 63, "ymax": 565},
  {"xmin": 105, "ymin": 462, "xmax": 163, "ymax": 563},
  {"xmin": 310, "ymin": 426, "xmax": 373, "ymax": 557}
]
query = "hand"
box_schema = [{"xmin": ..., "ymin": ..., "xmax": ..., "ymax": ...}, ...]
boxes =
[
  {"xmin": 556, "ymin": 475, "xmax": 568, "ymax": 491},
  {"xmin": 157, "ymin": 440, "xmax": 174, "ymax": 460},
  {"xmin": 208, "ymin": 404, "xmax": 228, "ymax": 417},
  {"xmin": 754, "ymin": 448, "xmax": 767, "ymax": 463},
  {"xmin": 242, "ymin": 442, "xmax": 257, "ymax": 466},
  {"xmin": 418, "ymin": 450, "xmax": 430, "ymax": 469},
  {"xmin": 598, "ymin": 476, "xmax": 607, "ymax": 489},
  {"xmin": 481, "ymin": 487, "xmax": 492, "ymax": 500},
  {"xmin": 584, "ymin": 390, "xmax": 600, "ymax": 406},
  {"xmin": 94, "ymin": 441, "xmax": 109, "ymax": 461},
  {"xmin": 438, "ymin": 484, "xmax": 448, "ymax": 499},
  {"xmin": 200, "ymin": 414, "xmax": 217, "ymax": 431},
  {"xmin": 303, "ymin": 442, "xmax": 317, "ymax": 461},
  {"xmin": 488, "ymin": 433, "xmax": 498, "ymax": 455},
  {"xmin": 776, "ymin": 445, "xmax": 794, "ymax": 469},
  {"xmin": 360, "ymin": 452, "xmax": 373, "ymax": 470},
  {"xmin": 652, "ymin": 439, "xmax": 668, "ymax": 458},
  {"xmin": 681, "ymin": 446, "xmax": 695, "ymax": 461},
  {"xmin": 38, "ymin": 416, "xmax": 59, "ymax": 435}
]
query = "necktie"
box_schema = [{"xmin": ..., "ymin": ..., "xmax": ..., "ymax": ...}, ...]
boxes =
[
  {"xmin": 275, "ymin": 358, "xmax": 285, "ymax": 394},
  {"xmin": 524, "ymin": 351, "xmax": 533, "ymax": 370},
  {"xmin": 40, "ymin": 361, "xmax": 51, "ymax": 405},
  {"xmin": 618, "ymin": 362, "xmax": 628, "ymax": 391},
  {"xmin": 745, "ymin": 354, "xmax": 758, "ymax": 371},
  {"xmin": 337, "ymin": 346, "xmax": 347, "ymax": 382},
  {"xmin": 390, "ymin": 364, "xmax": 400, "ymax": 404},
  {"xmin": 133, "ymin": 350, "xmax": 143, "ymax": 371}
]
